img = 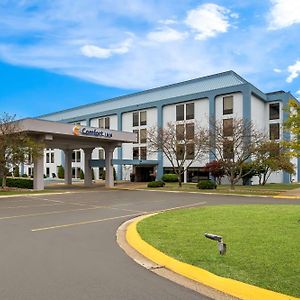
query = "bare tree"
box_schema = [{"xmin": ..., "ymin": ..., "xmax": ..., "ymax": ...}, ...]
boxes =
[
  {"xmin": 207, "ymin": 118, "xmax": 264, "ymax": 189},
  {"xmin": 147, "ymin": 122, "xmax": 208, "ymax": 187},
  {"xmin": 0, "ymin": 113, "xmax": 43, "ymax": 188}
]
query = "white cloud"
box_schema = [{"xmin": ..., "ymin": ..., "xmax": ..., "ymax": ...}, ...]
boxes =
[
  {"xmin": 273, "ymin": 68, "xmax": 282, "ymax": 73},
  {"xmin": 80, "ymin": 38, "xmax": 132, "ymax": 59},
  {"xmin": 268, "ymin": 0, "xmax": 300, "ymax": 30},
  {"xmin": 184, "ymin": 3, "xmax": 234, "ymax": 40},
  {"xmin": 296, "ymin": 89, "xmax": 300, "ymax": 95},
  {"xmin": 286, "ymin": 60, "xmax": 300, "ymax": 83},
  {"xmin": 147, "ymin": 27, "xmax": 187, "ymax": 43},
  {"xmin": 159, "ymin": 19, "xmax": 177, "ymax": 25}
]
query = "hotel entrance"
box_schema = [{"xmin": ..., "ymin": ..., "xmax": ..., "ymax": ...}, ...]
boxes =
[{"xmin": 134, "ymin": 166, "xmax": 155, "ymax": 182}]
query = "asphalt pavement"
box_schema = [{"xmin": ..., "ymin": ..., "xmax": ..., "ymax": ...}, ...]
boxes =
[{"xmin": 0, "ymin": 189, "xmax": 298, "ymax": 300}]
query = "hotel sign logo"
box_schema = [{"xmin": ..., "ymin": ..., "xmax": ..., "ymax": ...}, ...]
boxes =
[{"xmin": 73, "ymin": 125, "xmax": 113, "ymax": 138}]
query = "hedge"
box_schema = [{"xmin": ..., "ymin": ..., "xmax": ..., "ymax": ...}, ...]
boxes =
[
  {"xmin": 162, "ymin": 173, "xmax": 178, "ymax": 182},
  {"xmin": 0, "ymin": 178, "xmax": 33, "ymax": 189},
  {"xmin": 147, "ymin": 181, "xmax": 165, "ymax": 188},
  {"xmin": 197, "ymin": 179, "xmax": 217, "ymax": 190}
]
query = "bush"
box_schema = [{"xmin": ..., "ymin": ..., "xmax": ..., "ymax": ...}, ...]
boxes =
[
  {"xmin": 162, "ymin": 173, "xmax": 178, "ymax": 182},
  {"xmin": 57, "ymin": 165, "xmax": 64, "ymax": 179},
  {"xmin": 0, "ymin": 178, "xmax": 33, "ymax": 189},
  {"xmin": 147, "ymin": 181, "xmax": 165, "ymax": 188},
  {"xmin": 197, "ymin": 179, "xmax": 217, "ymax": 190},
  {"xmin": 80, "ymin": 169, "xmax": 84, "ymax": 180},
  {"xmin": 22, "ymin": 174, "xmax": 28, "ymax": 178}
]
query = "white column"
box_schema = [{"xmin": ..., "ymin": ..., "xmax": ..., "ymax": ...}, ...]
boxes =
[
  {"xmin": 84, "ymin": 148, "xmax": 93, "ymax": 186},
  {"xmin": 33, "ymin": 152, "xmax": 44, "ymax": 190},
  {"xmin": 63, "ymin": 149, "xmax": 73, "ymax": 185},
  {"xmin": 184, "ymin": 168, "xmax": 188, "ymax": 183},
  {"xmin": 104, "ymin": 145, "xmax": 115, "ymax": 188}
]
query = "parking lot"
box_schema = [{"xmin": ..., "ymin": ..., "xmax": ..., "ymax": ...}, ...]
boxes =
[{"xmin": 0, "ymin": 189, "xmax": 297, "ymax": 300}]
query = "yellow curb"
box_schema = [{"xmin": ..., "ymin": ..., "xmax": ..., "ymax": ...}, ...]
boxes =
[
  {"xmin": 126, "ymin": 214, "xmax": 299, "ymax": 300},
  {"xmin": 273, "ymin": 195, "xmax": 300, "ymax": 199}
]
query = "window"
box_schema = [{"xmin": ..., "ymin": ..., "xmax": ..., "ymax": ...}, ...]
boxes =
[
  {"xmin": 176, "ymin": 124, "xmax": 185, "ymax": 140},
  {"xmin": 223, "ymin": 96, "xmax": 233, "ymax": 115},
  {"xmin": 186, "ymin": 123, "xmax": 194, "ymax": 140},
  {"xmin": 133, "ymin": 112, "xmax": 139, "ymax": 127},
  {"xmin": 269, "ymin": 103, "xmax": 280, "ymax": 120},
  {"xmin": 223, "ymin": 140, "xmax": 234, "ymax": 159},
  {"xmin": 51, "ymin": 152, "xmax": 54, "ymax": 163},
  {"xmin": 176, "ymin": 144, "xmax": 185, "ymax": 160},
  {"xmin": 72, "ymin": 150, "xmax": 81, "ymax": 162},
  {"xmin": 133, "ymin": 147, "xmax": 139, "ymax": 160},
  {"xmin": 140, "ymin": 111, "xmax": 147, "ymax": 126},
  {"xmin": 46, "ymin": 167, "xmax": 50, "ymax": 177},
  {"xmin": 186, "ymin": 103, "xmax": 194, "ymax": 120},
  {"xmin": 223, "ymin": 118, "xmax": 233, "ymax": 137},
  {"xmin": 186, "ymin": 143, "xmax": 195, "ymax": 159},
  {"xmin": 133, "ymin": 129, "xmax": 139, "ymax": 143},
  {"xmin": 140, "ymin": 147, "xmax": 147, "ymax": 160},
  {"xmin": 99, "ymin": 148, "xmax": 105, "ymax": 160},
  {"xmin": 72, "ymin": 167, "xmax": 76, "ymax": 178},
  {"xmin": 270, "ymin": 123, "xmax": 280, "ymax": 140},
  {"xmin": 28, "ymin": 167, "xmax": 33, "ymax": 176},
  {"xmin": 176, "ymin": 104, "xmax": 184, "ymax": 121},
  {"xmin": 76, "ymin": 151, "xmax": 81, "ymax": 162},
  {"xmin": 98, "ymin": 117, "xmax": 110, "ymax": 129},
  {"xmin": 46, "ymin": 152, "xmax": 50, "ymax": 163},
  {"xmin": 140, "ymin": 129, "xmax": 147, "ymax": 143}
]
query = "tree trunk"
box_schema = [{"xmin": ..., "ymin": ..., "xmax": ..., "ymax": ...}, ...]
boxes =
[
  {"xmin": 230, "ymin": 179, "xmax": 235, "ymax": 190},
  {"xmin": 1, "ymin": 175, "xmax": 6, "ymax": 189},
  {"xmin": 178, "ymin": 177, "xmax": 182, "ymax": 187}
]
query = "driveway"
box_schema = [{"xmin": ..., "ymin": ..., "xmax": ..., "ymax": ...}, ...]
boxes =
[{"xmin": 0, "ymin": 189, "xmax": 298, "ymax": 300}]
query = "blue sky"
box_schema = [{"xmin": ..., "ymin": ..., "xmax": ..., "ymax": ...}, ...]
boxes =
[{"xmin": 0, "ymin": 0, "xmax": 300, "ymax": 118}]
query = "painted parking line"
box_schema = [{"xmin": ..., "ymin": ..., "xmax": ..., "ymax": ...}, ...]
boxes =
[
  {"xmin": 31, "ymin": 213, "xmax": 140, "ymax": 232},
  {"xmin": 0, "ymin": 206, "xmax": 106, "ymax": 221},
  {"xmin": 31, "ymin": 202, "xmax": 206, "ymax": 232},
  {"xmin": 0, "ymin": 203, "xmax": 63, "ymax": 210}
]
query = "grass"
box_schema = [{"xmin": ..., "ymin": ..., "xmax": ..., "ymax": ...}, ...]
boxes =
[
  {"xmin": 146, "ymin": 182, "xmax": 300, "ymax": 196},
  {"xmin": 137, "ymin": 205, "xmax": 300, "ymax": 297},
  {"xmin": 0, "ymin": 189, "xmax": 64, "ymax": 196}
]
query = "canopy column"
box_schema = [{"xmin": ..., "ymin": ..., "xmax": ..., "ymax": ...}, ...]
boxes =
[
  {"xmin": 33, "ymin": 151, "xmax": 44, "ymax": 190},
  {"xmin": 84, "ymin": 148, "xmax": 93, "ymax": 186},
  {"xmin": 104, "ymin": 145, "xmax": 116, "ymax": 188},
  {"xmin": 63, "ymin": 149, "xmax": 73, "ymax": 185}
]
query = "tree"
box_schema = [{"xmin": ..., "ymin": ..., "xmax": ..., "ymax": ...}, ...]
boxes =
[
  {"xmin": 283, "ymin": 99, "xmax": 300, "ymax": 157},
  {"xmin": 0, "ymin": 113, "xmax": 43, "ymax": 188},
  {"xmin": 253, "ymin": 141, "xmax": 295, "ymax": 185},
  {"xmin": 147, "ymin": 122, "xmax": 208, "ymax": 187},
  {"xmin": 207, "ymin": 118, "xmax": 264, "ymax": 190},
  {"xmin": 204, "ymin": 160, "xmax": 225, "ymax": 185}
]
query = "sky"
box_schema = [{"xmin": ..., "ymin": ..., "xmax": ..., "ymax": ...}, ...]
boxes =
[{"xmin": 0, "ymin": 0, "xmax": 300, "ymax": 118}]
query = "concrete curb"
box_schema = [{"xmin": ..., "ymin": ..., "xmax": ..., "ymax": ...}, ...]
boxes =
[
  {"xmin": 123, "ymin": 213, "xmax": 299, "ymax": 300},
  {"xmin": 0, "ymin": 191, "xmax": 73, "ymax": 199},
  {"xmin": 117, "ymin": 216, "xmax": 237, "ymax": 300},
  {"xmin": 114, "ymin": 186, "xmax": 300, "ymax": 200}
]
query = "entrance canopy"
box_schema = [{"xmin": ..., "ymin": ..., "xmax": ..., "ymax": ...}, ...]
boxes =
[{"xmin": 17, "ymin": 118, "xmax": 136, "ymax": 190}]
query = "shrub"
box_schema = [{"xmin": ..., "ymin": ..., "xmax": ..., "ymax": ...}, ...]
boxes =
[
  {"xmin": 21, "ymin": 174, "xmax": 28, "ymax": 178},
  {"xmin": 57, "ymin": 165, "xmax": 64, "ymax": 179},
  {"xmin": 80, "ymin": 169, "xmax": 84, "ymax": 180},
  {"xmin": 197, "ymin": 179, "xmax": 217, "ymax": 190},
  {"xmin": 0, "ymin": 178, "xmax": 33, "ymax": 189},
  {"xmin": 147, "ymin": 181, "xmax": 165, "ymax": 188},
  {"xmin": 162, "ymin": 174, "xmax": 178, "ymax": 182}
]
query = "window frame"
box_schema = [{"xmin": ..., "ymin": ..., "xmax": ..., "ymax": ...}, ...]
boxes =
[{"xmin": 223, "ymin": 96, "xmax": 233, "ymax": 115}]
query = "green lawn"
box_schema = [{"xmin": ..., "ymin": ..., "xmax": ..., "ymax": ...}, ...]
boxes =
[
  {"xmin": 147, "ymin": 182, "xmax": 300, "ymax": 196},
  {"xmin": 137, "ymin": 205, "xmax": 300, "ymax": 297},
  {"xmin": 0, "ymin": 189, "xmax": 63, "ymax": 196}
]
